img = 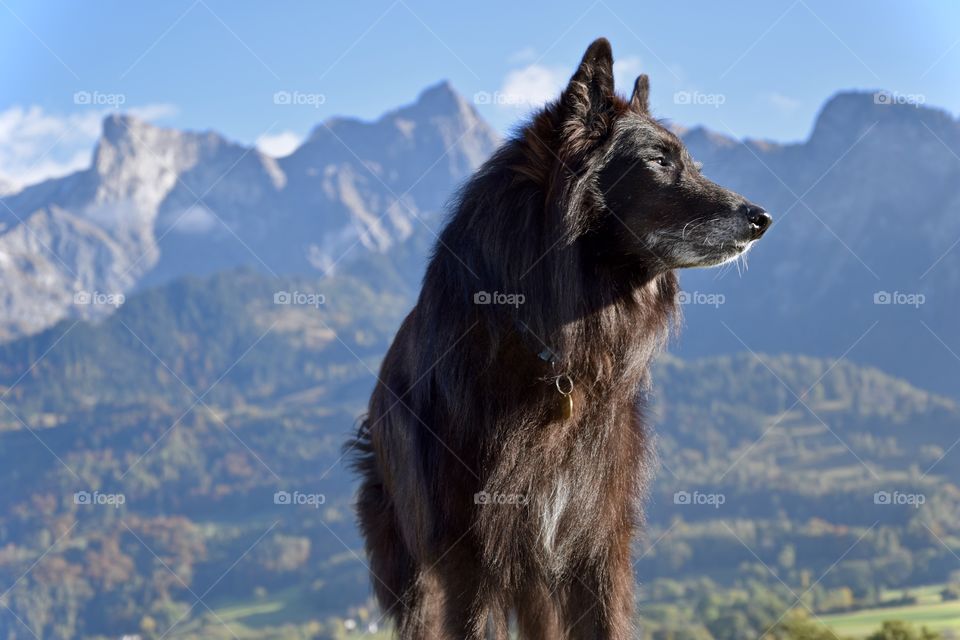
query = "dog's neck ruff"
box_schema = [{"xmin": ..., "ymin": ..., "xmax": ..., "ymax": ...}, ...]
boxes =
[
  {"xmin": 514, "ymin": 320, "xmax": 575, "ymax": 420},
  {"xmin": 514, "ymin": 319, "xmax": 561, "ymax": 367}
]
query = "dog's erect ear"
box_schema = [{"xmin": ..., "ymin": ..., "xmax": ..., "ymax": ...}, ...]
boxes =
[
  {"xmin": 560, "ymin": 38, "xmax": 616, "ymax": 139},
  {"xmin": 630, "ymin": 74, "xmax": 650, "ymax": 114}
]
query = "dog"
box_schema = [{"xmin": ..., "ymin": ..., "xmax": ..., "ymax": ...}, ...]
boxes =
[{"xmin": 349, "ymin": 38, "xmax": 771, "ymax": 639}]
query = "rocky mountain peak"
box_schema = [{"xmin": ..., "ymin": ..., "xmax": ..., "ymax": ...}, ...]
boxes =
[
  {"xmin": 808, "ymin": 90, "xmax": 957, "ymax": 151},
  {"xmin": 0, "ymin": 82, "xmax": 502, "ymax": 342},
  {"xmin": 404, "ymin": 80, "xmax": 470, "ymax": 116}
]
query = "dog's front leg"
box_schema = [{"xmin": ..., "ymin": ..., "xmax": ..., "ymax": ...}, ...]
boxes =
[
  {"xmin": 432, "ymin": 545, "xmax": 499, "ymax": 640},
  {"xmin": 560, "ymin": 541, "xmax": 636, "ymax": 640}
]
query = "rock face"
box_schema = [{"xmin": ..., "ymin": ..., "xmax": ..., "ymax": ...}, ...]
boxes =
[{"xmin": 0, "ymin": 82, "xmax": 500, "ymax": 341}]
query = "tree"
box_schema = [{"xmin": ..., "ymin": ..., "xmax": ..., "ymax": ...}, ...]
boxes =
[
  {"xmin": 765, "ymin": 612, "xmax": 849, "ymax": 640},
  {"xmin": 778, "ymin": 544, "xmax": 796, "ymax": 572},
  {"xmin": 939, "ymin": 584, "xmax": 960, "ymax": 602},
  {"xmin": 864, "ymin": 621, "xmax": 940, "ymax": 640}
]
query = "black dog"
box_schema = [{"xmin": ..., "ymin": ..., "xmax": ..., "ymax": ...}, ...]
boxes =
[{"xmin": 350, "ymin": 38, "xmax": 771, "ymax": 639}]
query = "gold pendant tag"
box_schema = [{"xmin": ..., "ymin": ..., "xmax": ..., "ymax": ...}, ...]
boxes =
[
  {"xmin": 562, "ymin": 393, "xmax": 573, "ymax": 420},
  {"xmin": 555, "ymin": 374, "xmax": 574, "ymax": 420}
]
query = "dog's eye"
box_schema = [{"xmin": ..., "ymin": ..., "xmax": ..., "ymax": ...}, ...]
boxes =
[{"xmin": 651, "ymin": 156, "xmax": 671, "ymax": 167}]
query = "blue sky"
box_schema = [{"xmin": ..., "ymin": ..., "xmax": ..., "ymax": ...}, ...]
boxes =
[{"xmin": 1, "ymin": 0, "xmax": 958, "ymax": 189}]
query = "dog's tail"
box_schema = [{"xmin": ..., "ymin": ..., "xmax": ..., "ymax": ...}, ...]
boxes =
[{"xmin": 346, "ymin": 415, "xmax": 424, "ymax": 624}]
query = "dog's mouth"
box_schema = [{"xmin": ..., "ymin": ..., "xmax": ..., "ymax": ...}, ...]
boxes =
[
  {"xmin": 713, "ymin": 238, "xmax": 757, "ymax": 266},
  {"xmin": 688, "ymin": 241, "xmax": 750, "ymax": 268},
  {"xmin": 676, "ymin": 221, "xmax": 767, "ymax": 268},
  {"xmin": 645, "ymin": 208, "xmax": 771, "ymax": 269}
]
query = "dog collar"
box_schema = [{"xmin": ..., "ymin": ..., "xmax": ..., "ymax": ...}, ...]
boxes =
[{"xmin": 514, "ymin": 321, "xmax": 574, "ymax": 419}]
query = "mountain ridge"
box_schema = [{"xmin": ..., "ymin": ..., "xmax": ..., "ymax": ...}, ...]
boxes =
[
  {"xmin": 0, "ymin": 81, "xmax": 500, "ymax": 340},
  {"xmin": 2, "ymin": 85, "xmax": 960, "ymax": 399}
]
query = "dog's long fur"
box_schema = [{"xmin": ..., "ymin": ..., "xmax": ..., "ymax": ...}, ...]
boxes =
[{"xmin": 349, "ymin": 38, "xmax": 769, "ymax": 639}]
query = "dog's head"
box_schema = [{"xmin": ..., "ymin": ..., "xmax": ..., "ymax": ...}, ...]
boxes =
[{"xmin": 538, "ymin": 39, "xmax": 771, "ymax": 271}]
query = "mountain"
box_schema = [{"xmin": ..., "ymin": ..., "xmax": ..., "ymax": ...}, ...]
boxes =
[
  {"xmin": 2, "ymin": 84, "xmax": 960, "ymax": 393},
  {"xmin": 3, "ymin": 84, "xmax": 960, "ymax": 638},
  {"xmin": 676, "ymin": 91, "xmax": 960, "ymax": 397},
  {"xmin": 0, "ymin": 269, "xmax": 408, "ymax": 420},
  {"xmin": 0, "ymin": 81, "xmax": 498, "ymax": 342}
]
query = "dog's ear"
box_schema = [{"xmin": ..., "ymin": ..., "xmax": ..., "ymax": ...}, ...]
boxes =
[
  {"xmin": 629, "ymin": 74, "xmax": 650, "ymax": 114},
  {"xmin": 560, "ymin": 38, "xmax": 616, "ymax": 141}
]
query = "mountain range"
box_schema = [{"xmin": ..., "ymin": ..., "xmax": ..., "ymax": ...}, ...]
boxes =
[
  {"xmin": 1, "ymin": 83, "xmax": 958, "ymax": 397},
  {"xmin": 0, "ymin": 81, "xmax": 497, "ymax": 341},
  {"xmin": 2, "ymin": 82, "xmax": 959, "ymax": 638}
]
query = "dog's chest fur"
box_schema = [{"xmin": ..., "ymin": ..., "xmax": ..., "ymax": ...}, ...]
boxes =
[{"xmin": 478, "ymin": 375, "xmax": 649, "ymax": 576}]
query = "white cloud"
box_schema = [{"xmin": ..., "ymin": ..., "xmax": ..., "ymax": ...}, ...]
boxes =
[
  {"xmin": 492, "ymin": 55, "xmax": 647, "ymax": 115},
  {"xmin": 255, "ymin": 130, "xmax": 303, "ymax": 157},
  {"xmin": 0, "ymin": 103, "xmax": 177, "ymax": 192},
  {"xmin": 164, "ymin": 204, "xmax": 218, "ymax": 234},
  {"xmin": 497, "ymin": 64, "xmax": 566, "ymax": 111},
  {"xmin": 614, "ymin": 55, "xmax": 644, "ymax": 89},
  {"xmin": 5, "ymin": 151, "xmax": 91, "ymax": 190}
]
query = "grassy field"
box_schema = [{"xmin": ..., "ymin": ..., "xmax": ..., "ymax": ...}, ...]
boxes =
[
  {"xmin": 821, "ymin": 584, "xmax": 960, "ymax": 638},
  {"xmin": 876, "ymin": 584, "xmax": 950, "ymax": 604},
  {"xmin": 167, "ymin": 580, "xmax": 960, "ymax": 639},
  {"xmin": 170, "ymin": 586, "xmax": 397, "ymax": 640}
]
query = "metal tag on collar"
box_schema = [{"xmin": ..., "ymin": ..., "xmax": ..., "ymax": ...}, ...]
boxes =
[{"xmin": 555, "ymin": 373, "xmax": 574, "ymax": 420}]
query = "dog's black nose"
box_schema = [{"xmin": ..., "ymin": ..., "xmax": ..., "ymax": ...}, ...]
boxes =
[{"xmin": 743, "ymin": 204, "xmax": 772, "ymax": 238}]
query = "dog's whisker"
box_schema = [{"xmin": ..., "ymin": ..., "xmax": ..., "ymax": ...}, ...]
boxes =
[{"xmin": 681, "ymin": 216, "xmax": 708, "ymax": 240}]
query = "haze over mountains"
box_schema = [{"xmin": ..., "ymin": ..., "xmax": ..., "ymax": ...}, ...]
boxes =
[{"xmin": 1, "ymin": 82, "xmax": 959, "ymax": 398}]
